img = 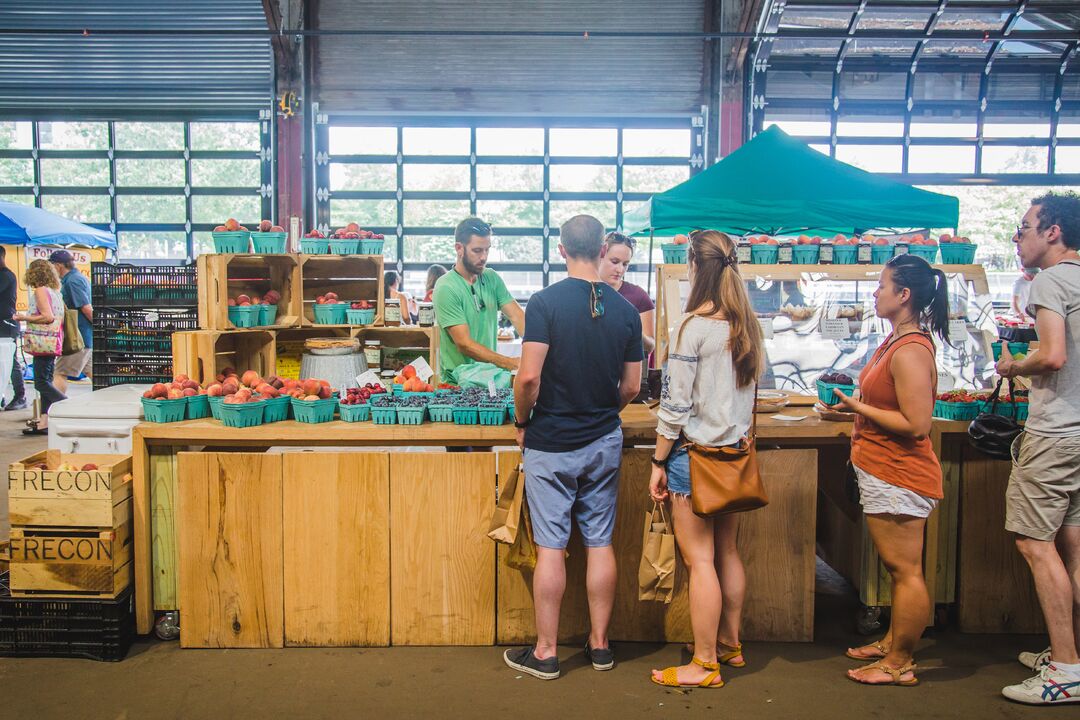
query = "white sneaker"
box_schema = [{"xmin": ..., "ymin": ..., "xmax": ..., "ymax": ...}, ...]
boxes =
[
  {"xmin": 1018, "ymin": 646, "xmax": 1051, "ymax": 670},
  {"xmin": 1002, "ymin": 664, "xmax": 1080, "ymax": 705}
]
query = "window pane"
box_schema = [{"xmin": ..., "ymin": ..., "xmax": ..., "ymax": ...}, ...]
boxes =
[
  {"xmin": 41, "ymin": 194, "xmax": 110, "ymax": 223},
  {"xmin": 330, "ymin": 126, "xmax": 397, "ymax": 155},
  {"xmin": 403, "ymin": 127, "xmax": 469, "ymax": 155},
  {"xmin": 622, "ymin": 129, "xmax": 690, "ymax": 157},
  {"xmin": 330, "ymin": 198, "xmax": 397, "ymax": 227},
  {"xmin": 118, "ymin": 195, "xmax": 186, "ymax": 223},
  {"xmin": 403, "ymin": 199, "xmax": 471, "ymax": 227},
  {"xmin": 330, "ymin": 163, "xmax": 397, "ymax": 191},
  {"xmin": 114, "ymin": 122, "xmax": 183, "ymax": 150},
  {"xmin": 549, "ymin": 201, "xmax": 615, "ymax": 228},
  {"xmin": 497, "ymin": 270, "xmax": 545, "ymax": 298},
  {"xmin": 402, "ymin": 234, "xmax": 456, "ymax": 263},
  {"xmin": 836, "ymin": 120, "xmax": 903, "ymax": 137},
  {"xmin": 191, "ymin": 195, "xmax": 260, "ymax": 225},
  {"xmin": 403, "ymin": 164, "xmax": 470, "ymax": 191},
  {"xmin": 475, "ymin": 164, "xmax": 542, "ymax": 192},
  {"xmin": 119, "ymin": 231, "xmax": 187, "ymax": 260},
  {"xmin": 116, "ymin": 159, "xmax": 185, "ymax": 187},
  {"xmin": 984, "ymin": 122, "xmax": 1049, "ymax": 139},
  {"xmin": 40, "ymin": 158, "xmax": 109, "ymax": 186},
  {"xmin": 38, "ymin": 122, "xmax": 107, "ymax": 150},
  {"xmin": 0, "ymin": 194, "xmax": 34, "ymax": 205},
  {"xmin": 476, "ymin": 200, "xmax": 543, "ymax": 228},
  {"xmin": 382, "ymin": 237, "xmax": 398, "ymax": 263},
  {"xmin": 0, "ymin": 158, "xmax": 33, "ymax": 185},
  {"xmin": 549, "ymin": 129, "xmax": 617, "ymax": 156},
  {"xmin": 191, "ymin": 159, "xmax": 260, "ymax": 186},
  {"xmin": 835, "ymin": 145, "xmax": 903, "ymax": 172},
  {"xmin": 622, "ymin": 165, "xmax": 690, "ymax": 194},
  {"xmin": 982, "ymin": 146, "xmax": 1047, "ymax": 173},
  {"xmin": 910, "ymin": 120, "xmax": 976, "ymax": 138},
  {"xmin": 193, "ymin": 231, "xmax": 215, "ymax": 257},
  {"xmin": 190, "ymin": 122, "xmax": 259, "ymax": 151},
  {"xmin": 1056, "ymin": 147, "xmax": 1080, "ymax": 173},
  {"xmin": 476, "ymin": 128, "xmax": 544, "ymax": 155},
  {"xmin": 764, "ymin": 119, "xmax": 830, "ymax": 136},
  {"xmin": 0, "ymin": 121, "xmax": 33, "ymax": 149},
  {"xmin": 489, "ymin": 235, "xmax": 542, "ymax": 263},
  {"xmin": 908, "ymin": 145, "xmax": 976, "ymax": 173},
  {"xmin": 549, "ymin": 165, "xmax": 616, "ymax": 192}
]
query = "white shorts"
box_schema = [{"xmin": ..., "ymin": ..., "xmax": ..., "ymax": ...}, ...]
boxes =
[{"xmin": 854, "ymin": 464, "xmax": 937, "ymax": 518}]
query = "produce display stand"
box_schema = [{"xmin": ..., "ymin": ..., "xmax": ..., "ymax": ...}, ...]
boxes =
[
  {"xmin": 171, "ymin": 330, "xmax": 277, "ymax": 387},
  {"xmin": 196, "ymin": 254, "xmax": 303, "ymax": 330},
  {"xmin": 300, "ymin": 255, "xmax": 385, "ymax": 327}
]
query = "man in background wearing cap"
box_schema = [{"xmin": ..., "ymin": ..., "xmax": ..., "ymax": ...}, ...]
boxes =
[{"xmin": 50, "ymin": 250, "xmax": 93, "ymax": 394}]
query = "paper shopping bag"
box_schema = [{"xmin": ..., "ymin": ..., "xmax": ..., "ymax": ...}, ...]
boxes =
[
  {"xmin": 505, "ymin": 494, "xmax": 538, "ymax": 572},
  {"xmin": 638, "ymin": 501, "xmax": 676, "ymax": 603},
  {"xmin": 488, "ymin": 463, "xmax": 524, "ymax": 544}
]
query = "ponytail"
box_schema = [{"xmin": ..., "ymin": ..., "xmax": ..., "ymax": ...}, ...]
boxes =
[
  {"xmin": 927, "ymin": 269, "xmax": 950, "ymax": 342},
  {"xmin": 884, "ymin": 254, "xmax": 951, "ymax": 344}
]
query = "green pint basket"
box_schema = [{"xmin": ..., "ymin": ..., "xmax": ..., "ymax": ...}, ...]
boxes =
[
  {"xmin": 750, "ymin": 245, "xmax": 779, "ymax": 264},
  {"xmin": 791, "ymin": 245, "xmax": 820, "ymax": 264},
  {"xmin": 908, "ymin": 245, "xmax": 938, "ymax": 263},
  {"xmin": 329, "ymin": 239, "xmax": 361, "ymax": 255},
  {"xmin": 291, "ymin": 397, "xmax": 337, "ymax": 424},
  {"xmin": 452, "ymin": 406, "xmax": 479, "ymax": 425},
  {"xmin": 313, "ymin": 303, "xmax": 347, "ymax": 324},
  {"xmin": 360, "ymin": 239, "xmax": 385, "ymax": 255},
  {"xmin": 346, "ymin": 308, "xmax": 376, "ymax": 325},
  {"xmin": 260, "ymin": 395, "xmax": 291, "ymax": 423},
  {"xmin": 932, "ymin": 400, "xmax": 980, "ymax": 421},
  {"xmin": 141, "ymin": 397, "xmax": 187, "ymax": 423},
  {"xmin": 427, "ymin": 403, "xmax": 454, "ymax": 422},
  {"xmin": 660, "ymin": 243, "xmax": 687, "ymax": 264},
  {"xmin": 259, "ymin": 304, "xmax": 278, "ymax": 326},
  {"xmin": 300, "ymin": 238, "xmax": 330, "ymax": 254},
  {"xmin": 371, "ymin": 406, "xmax": 397, "ymax": 424},
  {"xmin": 251, "ymin": 232, "xmax": 287, "ymax": 254},
  {"xmin": 396, "ymin": 406, "xmax": 426, "ymax": 425},
  {"xmin": 338, "ymin": 402, "xmax": 371, "ymax": 422},
  {"xmin": 832, "ymin": 245, "xmax": 858, "ymax": 265},
  {"xmin": 940, "ymin": 243, "xmax": 977, "ymax": 264},
  {"xmin": 217, "ymin": 402, "xmax": 265, "ymax": 428},
  {"xmin": 212, "ymin": 231, "xmax": 251, "ymax": 253},
  {"xmin": 208, "ymin": 396, "xmax": 225, "ymax": 420},
  {"xmin": 186, "ymin": 394, "xmax": 211, "ymax": 420}
]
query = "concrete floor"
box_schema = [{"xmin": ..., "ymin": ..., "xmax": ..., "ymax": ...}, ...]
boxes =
[{"xmin": 0, "ymin": 379, "xmax": 1054, "ymax": 719}]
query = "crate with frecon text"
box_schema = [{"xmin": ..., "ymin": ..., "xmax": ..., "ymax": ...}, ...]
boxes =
[
  {"xmin": 8, "ymin": 451, "xmax": 133, "ymax": 528},
  {"xmin": 7, "ymin": 501, "xmax": 133, "ymax": 598}
]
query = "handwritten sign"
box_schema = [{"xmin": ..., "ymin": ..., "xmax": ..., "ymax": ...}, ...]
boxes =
[
  {"xmin": 355, "ymin": 370, "xmax": 381, "ymax": 387},
  {"xmin": 821, "ymin": 318, "xmax": 851, "ymax": 340},
  {"xmin": 948, "ymin": 319, "xmax": 968, "ymax": 340},
  {"xmin": 758, "ymin": 316, "xmax": 775, "ymax": 339},
  {"xmin": 409, "ymin": 356, "xmax": 434, "ymax": 382}
]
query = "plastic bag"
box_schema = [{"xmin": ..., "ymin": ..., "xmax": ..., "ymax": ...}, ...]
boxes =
[{"xmin": 455, "ymin": 361, "xmax": 512, "ymax": 390}]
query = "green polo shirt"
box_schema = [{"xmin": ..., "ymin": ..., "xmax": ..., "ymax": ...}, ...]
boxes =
[{"xmin": 433, "ymin": 268, "xmax": 513, "ymax": 382}]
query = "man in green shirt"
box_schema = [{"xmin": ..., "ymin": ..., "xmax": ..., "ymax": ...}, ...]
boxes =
[{"xmin": 433, "ymin": 217, "xmax": 525, "ymax": 383}]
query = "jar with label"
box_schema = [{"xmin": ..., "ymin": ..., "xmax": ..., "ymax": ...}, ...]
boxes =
[
  {"xmin": 736, "ymin": 240, "xmax": 752, "ymax": 264},
  {"xmin": 380, "ymin": 370, "xmax": 396, "ymax": 391},
  {"xmin": 417, "ymin": 301, "xmax": 435, "ymax": 327},
  {"xmin": 384, "ymin": 298, "xmax": 402, "ymax": 326},
  {"xmin": 777, "ymin": 241, "xmax": 793, "ymax": 264},
  {"xmin": 364, "ymin": 339, "xmax": 382, "ymax": 370},
  {"xmin": 819, "ymin": 242, "xmax": 834, "ymax": 264}
]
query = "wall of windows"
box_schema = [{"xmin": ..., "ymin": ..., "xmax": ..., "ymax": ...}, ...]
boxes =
[
  {"xmin": 315, "ymin": 117, "xmax": 697, "ymax": 298},
  {"xmin": 0, "ymin": 118, "xmax": 272, "ymax": 261}
]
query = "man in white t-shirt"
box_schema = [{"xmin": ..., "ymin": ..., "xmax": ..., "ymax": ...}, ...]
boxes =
[{"xmin": 1012, "ymin": 268, "xmax": 1037, "ymax": 322}]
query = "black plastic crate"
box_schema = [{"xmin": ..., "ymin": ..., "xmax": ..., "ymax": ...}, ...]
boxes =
[
  {"xmin": 93, "ymin": 352, "xmax": 174, "ymax": 391},
  {"xmin": 91, "ymin": 262, "xmax": 198, "ymax": 308},
  {"xmin": 0, "ymin": 573, "xmax": 136, "ymax": 661},
  {"xmin": 94, "ymin": 307, "xmax": 198, "ymax": 355}
]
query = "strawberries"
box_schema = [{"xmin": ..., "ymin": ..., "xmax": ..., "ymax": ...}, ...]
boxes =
[{"xmin": 937, "ymin": 389, "xmax": 978, "ymax": 403}]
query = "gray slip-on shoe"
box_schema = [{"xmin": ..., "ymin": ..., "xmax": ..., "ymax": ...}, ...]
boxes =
[
  {"xmin": 504, "ymin": 646, "xmax": 560, "ymax": 680},
  {"xmin": 585, "ymin": 642, "xmax": 615, "ymax": 671}
]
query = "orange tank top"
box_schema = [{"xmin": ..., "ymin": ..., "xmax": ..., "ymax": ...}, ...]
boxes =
[{"xmin": 850, "ymin": 331, "xmax": 943, "ymax": 499}]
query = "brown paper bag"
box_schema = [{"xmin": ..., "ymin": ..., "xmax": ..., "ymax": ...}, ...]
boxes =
[
  {"xmin": 505, "ymin": 494, "xmax": 538, "ymax": 572},
  {"xmin": 488, "ymin": 463, "xmax": 524, "ymax": 544},
  {"xmin": 638, "ymin": 501, "xmax": 676, "ymax": 603}
]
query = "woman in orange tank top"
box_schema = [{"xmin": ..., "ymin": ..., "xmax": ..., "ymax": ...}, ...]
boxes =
[{"xmin": 830, "ymin": 254, "xmax": 950, "ymax": 687}]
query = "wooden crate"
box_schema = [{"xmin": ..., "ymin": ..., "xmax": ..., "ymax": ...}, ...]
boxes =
[
  {"xmin": 171, "ymin": 329, "xmax": 276, "ymax": 386},
  {"xmin": 8, "ymin": 501, "xmax": 133, "ymax": 598},
  {"xmin": 197, "ymin": 254, "xmax": 302, "ymax": 330},
  {"xmin": 355, "ymin": 326, "xmax": 440, "ymax": 382},
  {"xmin": 8, "ymin": 451, "xmax": 132, "ymax": 528},
  {"xmin": 300, "ymin": 255, "xmax": 384, "ymax": 327}
]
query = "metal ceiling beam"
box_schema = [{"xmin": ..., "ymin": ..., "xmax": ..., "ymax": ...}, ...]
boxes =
[
  {"xmin": 261, "ymin": 0, "xmax": 294, "ymax": 76},
  {"xmin": 904, "ymin": 0, "xmax": 950, "ymax": 172}
]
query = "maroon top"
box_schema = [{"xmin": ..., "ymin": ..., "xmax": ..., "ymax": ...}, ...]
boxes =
[{"xmin": 617, "ymin": 281, "xmax": 655, "ymax": 314}]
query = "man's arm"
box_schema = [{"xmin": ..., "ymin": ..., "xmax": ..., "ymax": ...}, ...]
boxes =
[
  {"xmin": 80, "ymin": 305, "xmax": 93, "ymax": 323},
  {"xmin": 445, "ymin": 324, "xmax": 520, "ymax": 371},
  {"xmin": 998, "ymin": 307, "xmax": 1067, "ymax": 377},
  {"xmin": 515, "ymin": 340, "xmax": 548, "ymax": 423},
  {"xmin": 501, "ymin": 300, "xmax": 525, "ymax": 337},
  {"xmin": 618, "ymin": 360, "xmax": 642, "ymax": 410}
]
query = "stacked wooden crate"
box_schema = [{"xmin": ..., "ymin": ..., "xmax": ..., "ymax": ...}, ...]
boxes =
[{"xmin": 6, "ymin": 450, "xmax": 134, "ymax": 599}]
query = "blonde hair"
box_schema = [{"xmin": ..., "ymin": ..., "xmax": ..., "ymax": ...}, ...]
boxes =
[
  {"xmin": 676, "ymin": 230, "xmax": 764, "ymax": 388},
  {"xmin": 25, "ymin": 259, "xmax": 60, "ymax": 290}
]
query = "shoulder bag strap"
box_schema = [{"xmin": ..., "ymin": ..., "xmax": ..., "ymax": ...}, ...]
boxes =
[{"xmin": 749, "ymin": 382, "xmax": 759, "ymax": 440}]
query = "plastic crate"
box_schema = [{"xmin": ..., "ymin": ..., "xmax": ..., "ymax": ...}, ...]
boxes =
[
  {"xmin": 933, "ymin": 400, "xmax": 981, "ymax": 421},
  {"xmin": 832, "ymin": 245, "xmax": 858, "ymax": 265},
  {"xmin": 791, "ymin": 245, "xmax": 820, "ymax": 264},
  {"xmin": 661, "ymin": 243, "xmax": 687, "ymax": 264},
  {"xmin": 0, "ymin": 578, "xmax": 136, "ymax": 662},
  {"xmin": 92, "ymin": 262, "xmax": 198, "ymax": 308},
  {"xmin": 300, "ymin": 238, "xmax": 330, "ymax": 254},
  {"xmin": 940, "ymin": 242, "xmax": 977, "ymax": 264},
  {"xmin": 259, "ymin": 304, "xmax": 278, "ymax": 326},
  {"xmin": 427, "ymin": 403, "xmax": 454, "ymax": 422},
  {"xmin": 452, "ymin": 406, "xmax": 479, "ymax": 425},
  {"xmin": 338, "ymin": 402, "xmax": 371, "ymax": 422},
  {"xmin": 218, "ymin": 401, "xmax": 265, "ymax": 428},
  {"xmin": 479, "ymin": 407, "xmax": 507, "ymax": 425},
  {"xmin": 186, "ymin": 394, "xmax": 211, "ymax": 419},
  {"xmin": 313, "ymin": 303, "xmax": 347, "ymax": 324},
  {"xmin": 140, "ymin": 397, "xmax": 187, "ymax": 423},
  {"xmin": 991, "ymin": 341, "xmax": 1029, "ymax": 361},
  {"xmin": 329, "ymin": 239, "xmax": 361, "ymax": 255},
  {"xmin": 94, "ymin": 307, "xmax": 196, "ymax": 361},
  {"xmin": 260, "ymin": 395, "xmax": 291, "ymax": 423},
  {"xmin": 396, "ymin": 406, "xmax": 426, "ymax": 425},
  {"xmin": 371, "ymin": 406, "xmax": 397, "ymax": 424},
  {"xmin": 212, "ymin": 231, "xmax": 251, "ymax": 253},
  {"xmin": 291, "ymin": 397, "xmax": 337, "ymax": 424},
  {"xmin": 346, "ymin": 308, "xmax": 376, "ymax": 325},
  {"xmin": 816, "ymin": 380, "xmax": 855, "ymax": 406},
  {"xmin": 750, "ymin": 244, "xmax": 779, "ymax": 264},
  {"xmin": 908, "ymin": 245, "xmax": 938, "ymax": 263},
  {"xmin": 871, "ymin": 245, "xmax": 894, "ymax": 265},
  {"xmin": 360, "ymin": 239, "xmax": 385, "ymax": 255},
  {"xmin": 229, "ymin": 305, "xmax": 261, "ymax": 328},
  {"xmin": 208, "ymin": 395, "xmax": 225, "ymax": 420},
  {"xmin": 251, "ymin": 232, "xmax": 287, "ymax": 254}
]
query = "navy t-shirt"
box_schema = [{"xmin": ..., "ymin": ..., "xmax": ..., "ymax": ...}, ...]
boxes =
[{"xmin": 523, "ymin": 277, "xmax": 643, "ymax": 452}]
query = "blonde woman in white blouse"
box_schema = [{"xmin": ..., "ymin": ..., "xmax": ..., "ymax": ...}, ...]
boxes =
[{"xmin": 649, "ymin": 230, "xmax": 765, "ymax": 689}]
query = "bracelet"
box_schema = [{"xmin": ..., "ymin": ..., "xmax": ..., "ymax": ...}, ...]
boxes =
[{"xmin": 650, "ymin": 456, "xmax": 667, "ymax": 468}]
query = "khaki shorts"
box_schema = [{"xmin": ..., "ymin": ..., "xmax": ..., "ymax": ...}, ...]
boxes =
[
  {"xmin": 55, "ymin": 348, "xmax": 92, "ymax": 378},
  {"xmin": 1005, "ymin": 432, "xmax": 1080, "ymax": 541}
]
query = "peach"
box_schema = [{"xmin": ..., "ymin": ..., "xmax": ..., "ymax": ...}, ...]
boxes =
[
  {"xmin": 325, "ymin": 292, "xmax": 338, "ymax": 301},
  {"xmin": 262, "ymin": 386, "xmax": 280, "ymax": 398},
  {"xmin": 151, "ymin": 383, "xmax": 168, "ymax": 398},
  {"xmin": 181, "ymin": 379, "xmax": 200, "ymax": 390},
  {"xmin": 224, "ymin": 395, "xmax": 243, "ymax": 404},
  {"xmin": 241, "ymin": 370, "xmax": 261, "ymax": 388},
  {"xmin": 255, "ymin": 383, "xmax": 274, "ymax": 395},
  {"xmin": 142, "ymin": 390, "xmax": 154, "ymax": 398},
  {"xmin": 236, "ymin": 294, "xmax": 250, "ymax": 305},
  {"xmin": 167, "ymin": 388, "xmax": 185, "ymax": 400},
  {"xmin": 182, "ymin": 388, "xmax": 197, "ymax": 397},
  {"xmin": 225, "ymin": 218, "xmax": 240, "ymax": 231},
  {"xmin": 301, "ymin": 378, "xmax": 321, "ymax": 396},
  {"xmin": 271, "ymin": 225, "xmax": 285, "ymax": 232},
  {"xmin": 221, "ymin": 381, "xmax": 240, "ymax": 396},
  {"xmin": 214, "ymin": 225, "xmax": 227, "ymax": 232},
  {"xmin": 259, "ymin": 219, "xmax": 272, "ymax": 232},
  {"xmin": 303, "ymin": 394, "xmax": 320, "ymax": 402},
  {"xmin": 318, "ymin": 385, "xmax": 333, "ymax": 400},
  {"xmin": 228, "ymin": 298, "xmax": 236, "ymax": 306},
  {"xmin": 222, "ymin": 367, "xmax": 237, "ymax": 377},
  {"xmin": 346, "ymin": 222, "xmax": 360, "ymax": 233}
]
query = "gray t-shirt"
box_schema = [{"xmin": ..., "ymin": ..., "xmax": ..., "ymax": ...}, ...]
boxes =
[{"xmin": 1025, "ymin": 259, "xmax": 1080, "ymax": 437}]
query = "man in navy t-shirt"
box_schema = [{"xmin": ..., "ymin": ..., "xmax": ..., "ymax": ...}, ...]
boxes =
[{"xmin": 503, "ymin": 215, "xmax": 643, "ymax": 681}]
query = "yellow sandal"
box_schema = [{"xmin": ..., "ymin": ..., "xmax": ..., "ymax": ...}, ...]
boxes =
[
  {"xmin": 847, "ymin": 661, "xmax": 919, "ymax": 687},
  {"xmin": 651, "ymin": 657, "xmax": 725, "ymax": 688},
  {"xmin": 718, "ymin": 641, "xmax": 746, "ymax": 668}
]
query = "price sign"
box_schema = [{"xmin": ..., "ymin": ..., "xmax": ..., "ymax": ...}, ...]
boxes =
[
  {"xmin": 487, "ymin": 379, "xmax": 498, "ymax": 398},
  {"xmin": 409, "ymin": 356, "xmax": 434, "ymax": 382},
  {"xmin": 355, "ymin": 370, "xmax": 381, "ymax": 387},
  {"xmin": 821, "ymin": 318, "xmax": 851, "ymax": 340},
  {"xmin": 948, "ymin": 319, "xmax": 968, "ymax": 340},
  {"xmin": 758, "ymin": 316, "xmax": 775, "ymax": 339}
]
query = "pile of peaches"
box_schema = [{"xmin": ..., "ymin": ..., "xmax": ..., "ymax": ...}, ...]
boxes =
[
  {"xmin": 204, "ymin": 369, "xmax": 334, "ymax": 404},
  {"xmin": 141, "ymin": 375, "xmax": 204, "ymax": 400},
  {"xmin": 228, "ymin": 289, "xmax": 281, "ymax": 307}
]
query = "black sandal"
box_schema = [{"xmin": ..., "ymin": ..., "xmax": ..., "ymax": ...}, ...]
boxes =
[{"xmin": 22, "ymin": 427, "xmax": 47, "ymax": 436}]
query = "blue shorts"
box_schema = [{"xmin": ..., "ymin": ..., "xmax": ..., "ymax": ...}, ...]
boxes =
[
  {"xmin": 523, "ymin": 429, "xmax": 623, "ymax": 549},
  {"xmin": 666, "ymin": 444, "xmax": 691, "ymax": 496}
]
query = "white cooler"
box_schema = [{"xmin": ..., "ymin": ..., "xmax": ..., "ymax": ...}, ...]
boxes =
[{"xmin": 47, "ymin": 383, "xmax": 149, "ymax": 455}]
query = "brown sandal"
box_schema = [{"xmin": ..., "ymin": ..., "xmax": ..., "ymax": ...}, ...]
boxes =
[
  {"xmin": 845, "ymin": 640, "xmax": 889, "ymax": 661},
  {"xmin": 847, "ymin": 661, "xmax": 919, "ymax": 687}
]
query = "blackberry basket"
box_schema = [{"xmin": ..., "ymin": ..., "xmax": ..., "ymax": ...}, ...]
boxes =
[
  {"xmin": 371, "ymin": 405, "xmax": 398, "ymax": 424},
  {"xmin": 452, "ymin": 406, "xmax": 479, "ymax": 425},
  {"xmin": 427, "ymin": 403, "xmax": 454, "ymax": 422},
  {"xmin": 478, "ymin": 406, "xmax": 507, "ymax": 425},
  {"xmin": 396, "ymin": 406, "xmax": 426, "ymax": 425}
]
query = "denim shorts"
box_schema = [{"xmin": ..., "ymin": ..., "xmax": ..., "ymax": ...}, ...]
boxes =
[{"xmin": 665, "ymin": 444, "xmax": 691, "ymax": 496}]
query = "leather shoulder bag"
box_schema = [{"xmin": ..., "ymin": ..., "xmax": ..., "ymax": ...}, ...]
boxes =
[
  {"xmin": 967, "ymin": 378, "xmax": 1023, "ymax": 460},
  {"xmin": 687, "ymin": 384, "xmax": 768, "ymax": 517}
]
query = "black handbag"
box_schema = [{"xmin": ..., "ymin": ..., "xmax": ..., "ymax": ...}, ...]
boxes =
[{"xmin": 967, "ymin": 378, "xmax": 1023, "ymax": 460}]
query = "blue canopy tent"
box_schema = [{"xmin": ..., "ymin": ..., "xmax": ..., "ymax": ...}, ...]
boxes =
[{"xmin": 0, "ymin": 200, "xmax": 116, "ymax": 249}]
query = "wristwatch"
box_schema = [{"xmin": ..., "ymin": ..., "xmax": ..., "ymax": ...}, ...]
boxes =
[
  {"xmin": 513, "ymin": 417, "xmax": 530, "ymax": 429},
  {"xmin": 650, "ymin": 455, "xmax": 668, "ymax": 468}
]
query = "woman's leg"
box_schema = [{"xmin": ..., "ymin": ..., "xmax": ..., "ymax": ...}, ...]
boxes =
[
  {"xmin": 714, "ymin": 513, "xmax": 746, "ymax": 659},
  {"xmin": 848, "ymin": 513, "xmax": 927, "ymax": 684},
  {"xmin": 32, "ymin": 355, "xmax": 65, "ymax": 416},
  {"xmin": 651, "ymin": 495, "xmax": 723, "ymax": 686}
]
